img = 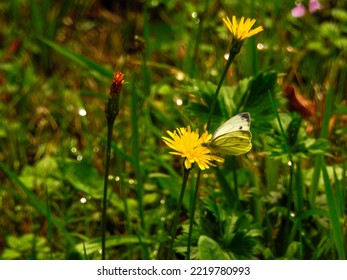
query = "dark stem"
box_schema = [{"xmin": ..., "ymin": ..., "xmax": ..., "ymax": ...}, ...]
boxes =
[
  {"xmin": 206, "ymin": 47, "xmax": 241, "ymax": 130},
  {"xmin": 167, "ymin": 167, "xmax": 191, "ymax": 259},
  {"xmin": 101, "ymin": 118, "xmax": 115, "ymax": 260},
  {"xmin": 186, "ymin": 169, "xmax": 201, "ymax": 259}
]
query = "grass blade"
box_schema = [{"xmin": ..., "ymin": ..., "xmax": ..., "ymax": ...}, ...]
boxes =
[
  {"xmin": 39, "ymin": 37, "xmax": 114, "ymax": 78},
  {"xmin": 321, "ymin": 159, "xmax": 346, "ymax": 259}
]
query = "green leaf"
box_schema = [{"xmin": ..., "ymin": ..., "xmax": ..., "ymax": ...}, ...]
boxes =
[
  {"xmin": 332, "ymin": 8, "xmax": 347, "ymax": 22},
  {"xmin": 19, "ymin": 156, "xmax": 61, "ymax": 192},
  {"xmin": 284, "ymin": 242, "xmax": 300, "ymax": 259},
  {"xmin": 60, "ymin": 159, "xmax": 104, "ymax": 198},
  {"xmin": 1, "ymin": 248, "xmax": 22, "ymax": 260},
  {"xmin": 59, "ymin": 159, "xmax": 125, "ymax": 211},
  {"xmin": 2, "ymin": 234, "xmax": 50, "ymax": 260},
  {"xmin": 198, "ymin": 235, "xmax": 230, "ymax": 260}
]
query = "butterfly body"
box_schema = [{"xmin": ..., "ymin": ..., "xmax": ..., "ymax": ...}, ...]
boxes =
[{"xmin": 207, "ymin": 112, "xmax": 252, "ymax": 155}]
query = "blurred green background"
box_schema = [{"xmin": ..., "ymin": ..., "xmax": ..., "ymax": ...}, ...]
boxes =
[{"xmin": 0, "ymin": 0, "xmax": 346, "ymax": 260}]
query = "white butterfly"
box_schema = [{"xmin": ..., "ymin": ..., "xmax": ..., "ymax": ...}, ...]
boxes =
[{"xmin": 206, "ymin": 112, "xmax": 252, "ymax": 155}]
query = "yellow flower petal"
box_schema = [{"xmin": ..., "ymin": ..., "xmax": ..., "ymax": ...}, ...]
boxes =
[
  {"xmin": 223, "ymin": 15, "xmax": 263, "ymax": 42},
  {"xmin": 184, "ymin": 159, "xmax": 192, "ymax": 170},
  {"xmin": 162, "ymin": 126, "xmax": 223, "ymax": 170}
]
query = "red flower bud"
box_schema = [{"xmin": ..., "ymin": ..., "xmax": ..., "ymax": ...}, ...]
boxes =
[{"xmin": 110, "ymin": 71, "xmax": 125, "ymax": 95}]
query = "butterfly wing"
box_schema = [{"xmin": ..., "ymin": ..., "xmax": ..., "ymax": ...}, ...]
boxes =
[
  {"xmin": 212, "ymin": 112, "xmax": 251, "ymax": 138},
  {"xmin": 208, "ymin": 112, "xmax": 252, "ymax": 155},
  {"xmin": 209, "ymin": 131, "xmax": 252, "ymax": 155}
]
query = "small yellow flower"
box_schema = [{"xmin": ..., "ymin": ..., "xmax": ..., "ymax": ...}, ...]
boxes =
[
  {"xmin": 223, "ymin": 16, "xmax": 263, "ymax": 42},
  {"xmin": 162, "ymin": 127, "xmax": 224, "ymax": 170}
]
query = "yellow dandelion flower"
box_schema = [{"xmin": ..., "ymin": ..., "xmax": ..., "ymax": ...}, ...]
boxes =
[
  {"xmin": 223, "ymin": 16, "xmax": 263, "ymax": 42},
  {"xmin": 162, "ymin": 127, "xmax": 224, "ymax": 170}
]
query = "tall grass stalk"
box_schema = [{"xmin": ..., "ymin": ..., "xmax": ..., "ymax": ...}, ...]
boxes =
[
  {"xmin": 142, "ymin": 3, "xmax": 152, "ymax": 97},
  {"xmin": 131, "ymin": 80, "xmax": 146, "ymax": 232},
  {"xmin": 310, "ymin": 87, "xmax": 334, "ymax": 206},
  {"xmin": 138, "ymin": 4, "xmax": 151, "ymax": 253},
  {"xmin": 321, "ymin": 159, "xmax": 346, "ymax": 259},
  {"xmin": 294, "ymin": 162, "xmax": 304, "ymax": 258},
  {"xmin": 332, "ymin": 169, "xmax": 344, "ymax": 218},
  {"xmin": 119, "ymin": 161, "xmax": 132, "ymax": 250},
  {"xmin": 29, "ymin": 0, "xmax": 72, "ymax": 72},
  {"xmin": 318, "ymin": 87, "xmax": 345, "ymax": 258},
  {"xmin": 186, "ymin": 0, "xmax": 210, "ymax": 77}
]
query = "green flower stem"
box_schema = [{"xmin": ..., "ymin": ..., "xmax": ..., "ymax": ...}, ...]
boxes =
[
  {"xmin": 187, "ymin": 45, "xmax": 241, "ymax": 259},
  {"xmin": 186, "ymin": 169, "xmax": 201, "ymax": 260},
  {"xmin": 101, "ymin": 115, "xmax": 116, "ymax": 260},
  {"xmin": 206, "ymin": 43, "xmax": 242, "ymax": 129},
  {"xmin": 167, "ymin": 166, "xmax": 191, "ymax": 259}
]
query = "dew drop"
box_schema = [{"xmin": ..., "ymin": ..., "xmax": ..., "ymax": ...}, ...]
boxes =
[
  {"xmin": 78, "ymin": 108, "xmax": 87, "ymax": 116},
  {"xmin": 257, "ymin": 43, "xmax": 264, "ymax": 50},
  {"xmin": 176, "ymin": 98, "xmax": 183, "ymax": 106},
  {"xmin": 175, "ymin": 72, "xmax": 185, "ymax": 81}
]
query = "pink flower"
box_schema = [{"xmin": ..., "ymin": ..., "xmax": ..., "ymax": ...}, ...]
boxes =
[
  {"xmin": 291, "ymin": 3, "xmax": 306, "ymax": 18},
  {"xmin": 309, "ymin": 0, "xmax": 323, "ymax": 13}
]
